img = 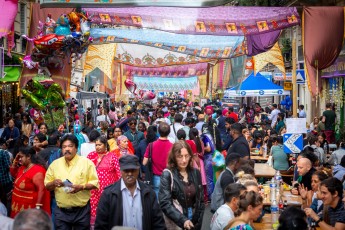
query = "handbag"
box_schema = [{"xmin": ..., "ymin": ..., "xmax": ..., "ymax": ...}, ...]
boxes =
[
  {"xmin": 143, "ymin": 143, "xmax": 153, "ymax": 185},
  {"xmin": 163, "ymin": 169, "xmax": 183, "ymax": 230}
]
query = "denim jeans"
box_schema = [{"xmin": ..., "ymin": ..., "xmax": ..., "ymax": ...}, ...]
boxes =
[{"xmin": 153, "ymin": 175, "xmax": 161, "ymax": 199}]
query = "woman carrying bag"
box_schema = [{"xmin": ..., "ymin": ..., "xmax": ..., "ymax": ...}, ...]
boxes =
[{"xmin": 159, "ymin": 141, "xmax": 205, "ymax": 230}]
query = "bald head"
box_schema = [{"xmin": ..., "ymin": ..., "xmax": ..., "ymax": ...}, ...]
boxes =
[{"xmin": 297, "ymin": 158, "xmax": 312, "ymax": 176}]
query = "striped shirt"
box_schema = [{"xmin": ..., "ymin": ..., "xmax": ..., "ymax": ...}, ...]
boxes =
[{"xmin": 328, "ymin": 199, "xmax": 345, "ymax": 226}]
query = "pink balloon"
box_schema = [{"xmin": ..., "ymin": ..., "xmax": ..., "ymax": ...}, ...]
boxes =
[
  {"xmin": 138, "ymin": 90, "xmax": 145, "ymax": 98},
  {"xmin": 124, "ymin": 79, "xmax": 137, "ymax": 95},
  {"xmin": 142, "ymin": 91, "xmax": 156, "ymax": 100}
]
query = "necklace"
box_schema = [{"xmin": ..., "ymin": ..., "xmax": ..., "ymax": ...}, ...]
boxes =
[{"xmin": 15, "ymin": 163, "xmax": 34, "ymax": 185}]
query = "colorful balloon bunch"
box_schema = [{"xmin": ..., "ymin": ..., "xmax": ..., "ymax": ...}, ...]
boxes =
[
  {"xmin": 22, "ymin": 10, "xmax": 92, "ymax": 76},
  {"xmin": 124, "ymin": 79, "xmax": 156, "ymax": 100},
  {"xmin": 21, "ymin": 80, "xmax": 66, "ymax": 110}
]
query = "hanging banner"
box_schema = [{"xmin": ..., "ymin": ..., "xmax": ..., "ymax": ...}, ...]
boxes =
[
  {"xmin": 91, "ymin": 28, "xmax": 246, "ymax": 59},
  {"xmin": 85, "ymin": 6, "xmax": 300, "ymax": 36},
  {"xmin": 322, "ymin": 55, "xmax": 345, "ymax": 78},
  {"xmin": 133, "ymin": 76, "xmax": 198, "ymax": 91}
]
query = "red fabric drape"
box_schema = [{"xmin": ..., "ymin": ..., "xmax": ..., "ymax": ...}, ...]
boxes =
[{"xmin": 303, "ymin": 7, "xmax": 344, "ymax": 96}]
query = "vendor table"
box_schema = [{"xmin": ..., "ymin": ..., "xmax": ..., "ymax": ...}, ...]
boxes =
[
  {"xmin": 262, "ymin": 191, "xmax": 303, "ymax": 207},
  {"xmin": 251, "ymin": 155, "xmax": 269, "ymax": 162}
]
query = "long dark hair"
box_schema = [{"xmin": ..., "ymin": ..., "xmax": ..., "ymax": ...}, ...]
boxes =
[
  {"xmin": 189, "ymin": 128, "xmax": 202, "ymax": 153},
  {"xmin": 19, "ymin": 146, "xmax": 46, "ymax": 168},
  {"xmin": 146, "ymin": 126, "xmax": 157, "ymax": 144},
  {"xmin": 13, "ymin": 135, "xmax": 29, "ymax": 159}
]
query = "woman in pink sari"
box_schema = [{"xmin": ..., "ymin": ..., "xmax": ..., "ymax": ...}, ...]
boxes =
[
  {"xmin": 87, "ymin": 136, "xmax": 121, "ymax": 227},
  {"xmin": 186, "ymin": 128, "xmax": 208, "ymax": 203}
]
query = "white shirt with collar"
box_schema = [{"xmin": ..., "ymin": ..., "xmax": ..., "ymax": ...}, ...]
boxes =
[
  {"xmin": 121, "ymin": 179, "xmax": 143, "ymax": 230},
  {"xmin": 269, "ymin": 108, "xmax": 280, "ymax": 128}
]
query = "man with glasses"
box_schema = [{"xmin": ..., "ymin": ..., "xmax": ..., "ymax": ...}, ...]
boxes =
[{"xmin": 124, "ymin": 117, "xmax": 144, "ymax": 153}]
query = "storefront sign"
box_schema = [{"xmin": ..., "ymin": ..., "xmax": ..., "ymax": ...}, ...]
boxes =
[
  {"xmin": 274, "ymin": 72, "xmax": 292, "ymax": 81},
  {"xmin": 284, "ymin": 81, "xmax": 292, "ymax": 90},
  {"xmin": 322, "ymin": 55, "xmax": 345, "ymax": 78}
]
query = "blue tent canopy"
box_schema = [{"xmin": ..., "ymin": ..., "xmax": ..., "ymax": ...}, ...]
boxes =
[{"xmin": 224, "ymin": 72, "xmax": 290, "ymax": 98}]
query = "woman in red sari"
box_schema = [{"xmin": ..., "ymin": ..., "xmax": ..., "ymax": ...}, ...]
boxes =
[
  {"xmin": 87, "ymin": 136, "xmax": 121, "ymax": 227},
  {"xmin": 10, "ymin": 146, "xmax": 50, "ymax": 217}
]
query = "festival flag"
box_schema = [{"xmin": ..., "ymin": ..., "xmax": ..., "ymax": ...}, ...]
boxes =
[{"xmin": 253, "ymin": 42, "xmax": 285, "ymax": 75}]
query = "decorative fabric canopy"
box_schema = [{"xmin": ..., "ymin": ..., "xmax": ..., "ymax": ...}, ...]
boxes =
[
  {"xmin": 303, "ymin": 7, "xmax": 344, "ymax": 96},
  {"xmin": 115, "ymin": 43, "xmax": 211, "ymax": 67},
  {"xmin": 253, "ymin": 42, "xmax": 285, "ymax": 75},
  {"xmin": 91, "ymin": 28, "xmax": 245, "ymax": 59},
  {"xmin": 133, "ymin": 76, "xmax": 198, "ymax": 91},
  {"xmin": 85, "ymin": 6, "xmax": 300, "ymax": 36},
  {"xmin": 123, "ymin": 63, "xmax": 208, "ymax": 77},
  {"xmin": 224, "ymin": 72, "xmax": 290, "ymax": 97},
  {"xmin": 0, "ymin": 0, "xmax": 17, "ymax": 38}
]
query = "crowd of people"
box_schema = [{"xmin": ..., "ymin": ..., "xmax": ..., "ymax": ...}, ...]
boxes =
[{"xmin": 0, "ymin": 98, "xmax": 344, "ymax": 230}]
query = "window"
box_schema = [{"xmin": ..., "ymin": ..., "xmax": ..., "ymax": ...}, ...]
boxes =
[{"xmin": 20, "ymin": 3, "xmax": 27, "ymax": 53}]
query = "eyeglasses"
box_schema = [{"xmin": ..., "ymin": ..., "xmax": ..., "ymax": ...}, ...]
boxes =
[{"xmin": 129, "ymin": 122, "xmax": 137, "ymax": 126}]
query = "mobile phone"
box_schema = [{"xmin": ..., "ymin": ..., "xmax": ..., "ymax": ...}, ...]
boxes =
[{"xmin": 63, "ymin": 179, "xmax": 73, "ymax": 187}]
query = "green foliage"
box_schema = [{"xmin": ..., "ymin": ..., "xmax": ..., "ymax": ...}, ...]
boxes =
[{"xmin": 281, "ymin": 38, "xmax": 292, "ymax": 53}]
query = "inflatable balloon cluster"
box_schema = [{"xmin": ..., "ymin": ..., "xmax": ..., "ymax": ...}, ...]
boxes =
[
  {"xmin": 280, "ymin": 95, "xmax": 292, "ymax": 110},
  {"xmin": 21, "ymin": 10, "xmax": 92, "ymax": 76},
  {"xmin": 124, "ymin": 79, "xmax": 156, "ymax": 101},
  {"xmin": 21, "ymin": 80, "xmax": 66, "ymax": 110}
]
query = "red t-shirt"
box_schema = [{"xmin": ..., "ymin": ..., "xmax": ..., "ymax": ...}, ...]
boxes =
[
  {"xmin": 228, "ymin": 112, "xmax": 239, "ymax": 122},
  {"xmin": 144, "ymin": 139, "xmax": 173, "ymax": 176}
]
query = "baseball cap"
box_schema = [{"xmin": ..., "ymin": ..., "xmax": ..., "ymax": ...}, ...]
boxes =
[{"xmin": 119, "ymin": 155, "xmax": 140, "ymax": 171}]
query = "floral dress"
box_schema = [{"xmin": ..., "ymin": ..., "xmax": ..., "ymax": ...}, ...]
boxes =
[{"xmin": 87, "ymin": 152, "xmax": 121, "ymax": 219}]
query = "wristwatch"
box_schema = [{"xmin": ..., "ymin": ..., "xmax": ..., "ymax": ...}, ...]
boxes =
[{"xmin": 316, "ymin": 217, "xmax": 323, "ymax": 225}]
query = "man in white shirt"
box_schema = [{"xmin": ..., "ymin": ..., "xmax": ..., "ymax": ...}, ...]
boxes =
[
  {"xmin": 168, "ymin": 114, "xmax": 184, "ymax": 143},
  {"xmin": 80, "ymin": 130, "xmax": 100, "ymax": 157},
  {"xmin": 96, "ymin": 108, "xmax": 111, "ymax": 127},
  {"xmin": 210, "ymin": 183, "xmax": 246, "ymax": 230},
  {"xmin": 298, "ymin": 105, "xmax": 307, "ymax": 118},
  {"xmin": 180, "ymin": 106, "xmax": 188, "ymax": 120},
  {"xmin": 268, "ymin": 104, "xmax": 280, "ymax": 128}
]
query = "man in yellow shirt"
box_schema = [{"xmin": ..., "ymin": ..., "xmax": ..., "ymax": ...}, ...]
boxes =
[{"xmin": 44, "ymin": 134, "xmax": 99, "ymax": 230}]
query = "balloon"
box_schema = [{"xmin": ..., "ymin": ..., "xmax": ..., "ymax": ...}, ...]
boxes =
[
  {"xmin": 55, "ymin": 14, "xmax": 71, "ymax": 36},
  {"xmin": 22, "ymin": 89, "xmax": 46, "ymax": 110},
  {"xmin": 141, "ymin": 91, "xmax": 156, "ymax": 100},
  {"xmin": 280, "ymin": 100, "xmax": 286, "ymax": 106},
  {"xmin": 287, "ymin": 101, "xmax": 292, "ymax": 106},
  {"xmin": 125, "ymin": 79, "xmax": 137, "ymax": 95},
  {"xmin": 67, "ymin": 11, "xmax": 88, "ymax": 33},
  {"xmin": 44, "ymin": 14, "xmax": 56, "ymax": 34},
  {"xmin": 48, "ymin": 91, "xmax": 65, "ymax": 108},
  {"xmin": 29, "ymin": 108, "xmax": 44, "ymax": 125},
  {"xmin": 80, "ymin": 18, "xmax": 90, "ymax": 37}
]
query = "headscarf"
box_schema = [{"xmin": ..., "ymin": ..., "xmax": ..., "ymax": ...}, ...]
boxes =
[
  {"xmin": 117, "ymin": 135, "xmax": 129, "ymax": 155},
  {"xmin": 205, "ymin": 105, "xmax": 213, "ymax": 116},
  {"xmin": 222, "ymin": 109, "xmax": 229, "ymax": 116}
]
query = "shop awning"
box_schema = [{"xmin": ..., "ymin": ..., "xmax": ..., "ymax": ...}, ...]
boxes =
[{"xmin": 0, "ymin": 66, "xmax": 21, "ymax": 82}]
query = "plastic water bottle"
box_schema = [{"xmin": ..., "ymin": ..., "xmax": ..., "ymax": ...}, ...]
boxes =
[
  {"xmin": 263, "ymin": 144, "xmax": 267, "ymax": 157},
  {"xmin": 275, "ymin": 171, "xmax": 282, "ymax": 190},
  {"xmin": 270, "ymin": 177, "xmax": 277, "ymax": 202},
  {"xmin": 324, "ymin": 142, "xmax": 328, "ymax": 155},
  {"xmin": 271, "ymin": 199, "xmax": 279, "ymax": 230}
]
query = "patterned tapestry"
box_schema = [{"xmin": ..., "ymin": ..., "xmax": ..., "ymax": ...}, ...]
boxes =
[
  {"xmin": 90, "ymin": 28, "xmax": 246, "ymax": 59},
  {"xmin": 253, "ymin": 42, "xmax": 285, "ymax": 75},
  {"xmin": 133, "ymin": 76, "xmax": 198, "ymax": 91},
  {"xmin": 123, "ymin": 63, "xmax": 208, "ymax": 78},
  {"xmin": 115, "ymin": 43, "xmax": 211, "ymax": 67},
  {"xmin": 84, "ymin": 6, "xmax": 300, "ymax": 36}
]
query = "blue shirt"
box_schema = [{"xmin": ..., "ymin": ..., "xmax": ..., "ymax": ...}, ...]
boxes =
[
  {"xmin": 121, "ymin": 179, "xmax": 143, "ymax": 230},
  {"xmin": 0, "ymin": 149, "xmax": 12, "ymax": 186}
]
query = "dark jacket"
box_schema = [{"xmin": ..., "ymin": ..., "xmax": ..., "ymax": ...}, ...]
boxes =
[
  {"xmin": 38, "ymin": 145, "xmax": 60, "ymax": 163},
  {"xmin": 95, "ymin": 180, "xmax": 166, "ymax": 230},
  {"xmin": 159, "ymin": 168, "xmax": 205, "ymax": 230},
  {"xmin": 227, "ymin": 135, "xmax": 250, "ymax": 158}
]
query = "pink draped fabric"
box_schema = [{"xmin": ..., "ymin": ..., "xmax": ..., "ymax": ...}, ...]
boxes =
[{"xmin": 0, "ymin": 0, "xmax": 17, "ymax": 38}]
